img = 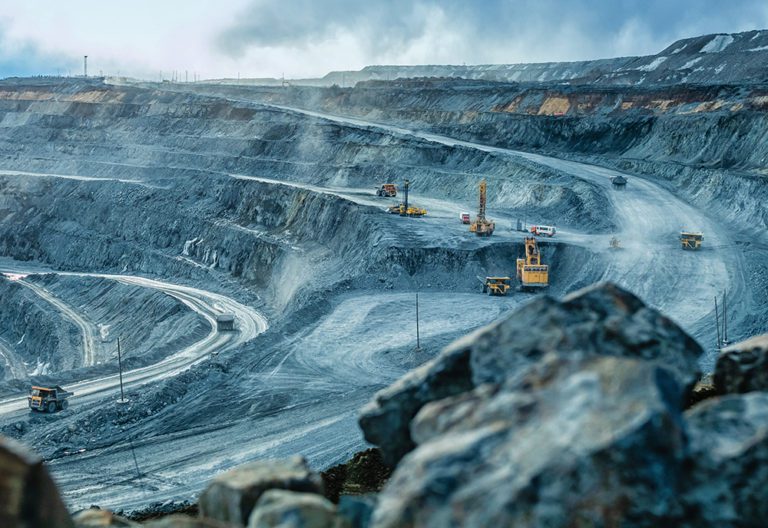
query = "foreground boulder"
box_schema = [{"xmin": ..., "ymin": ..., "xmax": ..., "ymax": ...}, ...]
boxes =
[
  {"xmin": 72, "ymin": 509, "xmax": 139, "ymax": 527},
  {"xmin": 248, "ymin": 490, "xmax": 346, "ymax": 528},
  {"xmin": 0, "ymin": 436, "xmax": 73, "ymax": 528},
  {"xmin": 143, "ymin": 514, "xmax": 235, "ymax": 527},
  {"xmin": 714, "ymin": 334, "xmax": 768, "ymax": 394},
  {"xmin": 684, "ymin": 392, "xmax": 768, "ymax": 526},
  {"xmin": 360, "ymin": 283, "xmax": 702, "ymax": 464},
  {"xmin": 199, "ymin": 456, "xmax": 323, "ymax": 526},
  {"xmin": 371, "ymin": 355, "xmax": 688, "ymax": 527}
]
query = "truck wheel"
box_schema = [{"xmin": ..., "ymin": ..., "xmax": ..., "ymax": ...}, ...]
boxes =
[
  {"xmin": 61, "ymin": 400, "xmax": 69, "ymax": 411},
  {"xmin": 47, "ymin": 401, "xmax": 57, "ymax": 413}
]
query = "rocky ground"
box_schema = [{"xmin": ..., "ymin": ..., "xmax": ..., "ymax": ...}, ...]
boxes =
[{"xmin": 4, "ymin": 283, "xmax": 768, "ymax": 527}]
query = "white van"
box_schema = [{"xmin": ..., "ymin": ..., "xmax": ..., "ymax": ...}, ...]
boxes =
[{"xmin": 530, "ymin": 225, "xmax": 556, "ymax": 237}]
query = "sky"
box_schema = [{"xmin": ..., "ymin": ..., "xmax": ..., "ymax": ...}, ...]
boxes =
[{"xmin": 0, "ymin": 0, "xmax": 766, "ymax": 80}]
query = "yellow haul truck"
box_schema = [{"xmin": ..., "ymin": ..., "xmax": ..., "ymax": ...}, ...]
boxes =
[
  {"xmin": 28, "ymin": 385, "xmax": 73, "ymax": 413},
  {"xmin": 516, "ymin": 237, "xmax": 549, "ymax": 290},
  {"xmin": 482, "ymin": 277, "xmax": 512, "ymax": 296},
  {"xmin": 681, "ymin": 231, "xmax": 703, "ymax": 250}
]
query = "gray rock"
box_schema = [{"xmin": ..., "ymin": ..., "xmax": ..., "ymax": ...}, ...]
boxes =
[
  {"xmin": 358, "ymin": 345, "xmax": 473, "ymax": 465},
  {"xmin": 143, "ymin": 514, "xmax": 234, "ymax": 527},
  {"xmin": 247, "ymin": 490, "xmax": 347, "ymax": 528},
  {"xmin": 714, "ymin": 334, "xmax": 768, "ymax": 395},
  {"xmin": 0, "ymin": 435, "xmax": 74, "ymax": 528},
  {"xmin": 371, "ymin": 355, "xmax": 688, "ymax": 528},
  {"xmin": 337, "ymin": 495, "xmax": 376, "ymax": 528},
  {"xmin": 72, "ymin": 509, "xmax": 139, "ymax": 527},
  {"xmin": 683, "ymin": 392, "xmax": 768, "ymax": 527},
  {"xmin": 198, "ymin": 456, "xmax": 323, "ymax": 526},
  {"xmin": 360, "ymin": 283, "xmax": 701, "ymax": 465}
]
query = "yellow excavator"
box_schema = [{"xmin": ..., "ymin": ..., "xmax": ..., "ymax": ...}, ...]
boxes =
[
  {"xmin": 388, "ymin": 179, "xmax": 427, "ymax": 217},
  {"xmin": 469, "ymin": 179, "xmax": 495, "ymax": 236},
  {"xmin": 516, "ymin": 237, "xmax": 549, "ymax": 290}
]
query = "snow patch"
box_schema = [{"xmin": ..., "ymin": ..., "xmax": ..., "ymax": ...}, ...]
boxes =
[
  {"xmin": 747, "ymin": 45, "xmax": 768, "ymax": 52},
  {"xmin": 29, "ymin": 359, "xmax": 50, "ymax": 376},
  {"xmin": 16, "ymin": 333, "xmax": 25, "ymax": 346},
  {"xmin": 182, "ymin": 237, "xmax": 201, "ymax": 256},
  {"xmin": 99, "ymin": 324, "xmax": 111, "ymax": 341},
  {"xmin": 680, "ymin": 57, "xmax": 703, "ymax": 69},
  {"xmin": 637, "ymin": 56, "xmax": 668, "ymax": 72},
  {"xmin": 701, "ymin": 35, "xmax": 734, "ymax": 53},
  {"xmin": 714, "ymin": 64, "xmax": 726, "ymax": 75},
  {"xmin": 670, "ymin": 45, "xmax": 686, "ymax": 54}
]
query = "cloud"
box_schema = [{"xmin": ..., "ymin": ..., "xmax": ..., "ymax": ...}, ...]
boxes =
[
  {"xmin": 216, "ymin": 0, "xmax": 768, "ymax": 71},
  {"xmin": 0, "ymin": 24, "xmax": 79, "ymax": 78},
  {"xmin": 0, "ymin": 1, "xmax": 767, "ymax": 79}
]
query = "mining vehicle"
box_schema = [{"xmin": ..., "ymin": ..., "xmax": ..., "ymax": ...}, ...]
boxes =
[
  {"xmin": 375, "ymin": 184, "xmax": 397, "ymax": 197},
  {"xmin": 516, "ymin": 237, "xmax": 549, "ymax": 290},
  {"xmin": 530, "ymin": 225, "xmax": 556, "ymax": 237},
  {"xmin": 460, "ymin": 212, "xmax": 471, "ymax": 224},
  {"xmin": 482, "ymin": 277, "xmax": 512, "ymax": 296},
  {"xmin": 681, "ymin": 231, "xmax": 703, "ymax": 250},
  {"xmin": 387, "ymin": 179, "xmax": 427, "ymax": 217},
  {"xmin": 611, "ymin": 175, "xmax": 628, "ymax": 190},
  {"xmin": 28, "ymin": 385, "xmax": 73, "ymax": 413},
  {"xmin": 469, "ymin": 179, "xmax": 495, "ymax": 236},
  {"xmin": 609, "ymin": 237, "xmax": 621, "ymax": 249}
]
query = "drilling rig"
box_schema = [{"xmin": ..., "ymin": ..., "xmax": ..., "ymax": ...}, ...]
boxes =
[
  {"xmin": 469, "ymin": 179, "xmax": 495, "ymax": 236},
  {"xmin": 388, "ymin": 179, "xmax": 427, "ymax": 217}
]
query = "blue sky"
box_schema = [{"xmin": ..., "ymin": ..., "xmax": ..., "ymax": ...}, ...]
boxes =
[{"xmin": 0, "ymin": 0, "xmax": 766, "ymax": 80}]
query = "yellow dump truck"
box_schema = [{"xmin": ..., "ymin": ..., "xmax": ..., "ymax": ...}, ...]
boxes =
[
  {"xmin": 376, "ymin": 184, "xmax": 397, "ymax": 197},
  {"xmin": 482, "ymin": 277, "xmax": 512, "ymax": 296},
  {"xmin": 681, "ymin": 231, "xmax": 703, "ymax": 250},
  {"xmin": 28, "ymin": 385, "xmax": 73, "ymax": 413}
]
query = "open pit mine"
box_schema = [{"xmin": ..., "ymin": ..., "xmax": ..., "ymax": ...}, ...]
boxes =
[{"xmin": 2, "ymin": 29, "xmax": 768, "ymax": 528}]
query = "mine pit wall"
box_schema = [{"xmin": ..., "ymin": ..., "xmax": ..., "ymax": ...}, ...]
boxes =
[
  {"xmin": 362, "ymin": 241, "xmax": 594, "ymax": 296},
  {"xmin": 0, "ymin": 174, "xmax": 392, "ymax": 319},
  {"xmin": 247, "ymin": 82, "xmax": 768, "ymax": 230},
  {"xmin": 0, "ymin": 276, "xmax": 81, "ymax": 381},
  {"xmin": 0, "ymin": 80, "xmax": 614, "ymax": 232},
  {"xmin": 0, "ymin": 168, "xmax": 598, "ymax": 330},
  {"xmin": 31, "ymin": 274, "xmax": 210, "ymax": 368}
]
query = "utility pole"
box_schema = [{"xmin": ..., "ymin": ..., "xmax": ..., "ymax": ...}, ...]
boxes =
[
  {"xmin": 401, "ymin": 179, "xmax": 410, "ymax": 217},
  {"xmin": 723, "ymin": 290, "xmax": 729, "ymax": 346},
  {"xmin": 117, "ymin": 337, "xmax": 127, "ymax": 403},
  {"xmin": 714, "ymin": 296, "xmax": 722, "ymax": 349},
  {"xmin": 83, "ymin": 55, "xmax": 88, "ymax": 77},
  {"xmin": 414, "ymin": 292, "xmax": 422, "ymax": 353}
]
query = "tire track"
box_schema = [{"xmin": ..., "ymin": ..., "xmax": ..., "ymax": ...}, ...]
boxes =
[{"xmin": 18, "ymin": 279, "xmax": 97, "ymax": 367}]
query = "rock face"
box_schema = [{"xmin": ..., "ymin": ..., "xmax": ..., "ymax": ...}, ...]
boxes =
[
  {"xmin": 684, "ymin": 392, "xmax": 768, "ymax": 527},
  {"xmin": 359, "ymin": 283, "xmax": 702, "ymax": 465},
  {"xmin": 714, "ymin": 334, "xmax": 768, "ymax": 395},
  {"xmin": 198, "ymin": 456, "xmax": 324, "ymax": 526},
  {"xmin": 371, "ymin": 355, "xmax": 688, "ymax": 527},
  {"xmin": 0, "ymin": 436, "xmax": 73, "ymax": 528},
  {"xmin": 247, "ymin": 490, "xmax": 345, "ymax": 528}
]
